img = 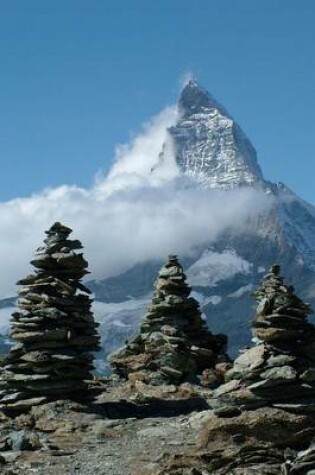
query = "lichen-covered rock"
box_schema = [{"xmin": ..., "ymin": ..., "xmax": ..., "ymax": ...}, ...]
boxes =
[
  {"xmin": 0, "ymin": 222, "xmax": 100, "ymax": 411},
  {"xmin": 109, "ymin": 255, "xmax": 230, "ymax": 386}
]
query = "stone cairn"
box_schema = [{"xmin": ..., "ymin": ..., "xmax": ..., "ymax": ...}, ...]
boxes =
[
  {"xmin": 0, "ymin": 222, "xmax": 100, "ymax": 411},
  {"xmin": 214, "ymin": 264, "xmax": 315, "ymax": 414},
  {"xmin": 110, "ymin": 255, "xmax": 230, "ymax": 386}
]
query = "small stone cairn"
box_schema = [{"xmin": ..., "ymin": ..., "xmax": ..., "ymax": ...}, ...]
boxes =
[
  {"xmin": 110, "ymin": 255, "xmax": 230, "ymax": 386},
  {"xmin": 214, "ymin": 264, "xmax": 315, "ymax": 414},
  {"xmin": 0, "ymin": 222, "xmax": 100, "ymax": 411}
]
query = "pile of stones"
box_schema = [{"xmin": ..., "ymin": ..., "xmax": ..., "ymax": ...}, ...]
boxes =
[
  {"xmin": 110, "ymin": 255, "xmax": 230, "ymax": 386},
  {"xmin": 213, "ymin": 264, "xmax": 315, "ymax": 414},
  {"xmin": 0, "ymin": 222, "xmax": 100, "ymax": 411}
]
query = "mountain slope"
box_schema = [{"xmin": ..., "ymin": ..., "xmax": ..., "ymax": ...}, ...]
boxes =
[{"xmin": 89, "ymin": 80, "xmax": 315, "ymax": 361}]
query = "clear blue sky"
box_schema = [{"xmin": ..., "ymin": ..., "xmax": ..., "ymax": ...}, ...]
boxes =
[{"xmin": 0, "ymin": 1, "xmax": 315, "ymax": 203}]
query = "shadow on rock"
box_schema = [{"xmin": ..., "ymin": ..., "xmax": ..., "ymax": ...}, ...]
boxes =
[{"xmin": 83, "ymin": 396, "xmax": 210, "ymax": 420}]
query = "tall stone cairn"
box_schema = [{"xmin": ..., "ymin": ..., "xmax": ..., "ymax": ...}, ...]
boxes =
[
  {"xmin": 110, "ymin": 255, "xmax": 230, "ymax": 386},
  {"xmin": 0, "ymin": 222, "xmax": 100, "ymax": 411},
  {"xmin": 214, "ymin": 264, "xmax": 315, "ymax": 415}
]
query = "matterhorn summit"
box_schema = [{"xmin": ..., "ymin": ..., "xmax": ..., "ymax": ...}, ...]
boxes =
[{"xmin": 158, "ymin": 79, "xmax": 264, "ymax": 188}]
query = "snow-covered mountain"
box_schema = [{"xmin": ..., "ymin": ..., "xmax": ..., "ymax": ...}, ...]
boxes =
[
  {"xmin": 159, "ymin": 80, "xmax": 264, "ymax": 188},
  {"xmin": 88, "ymin": 80, "xmax": 315, "ymax": 361},
  {"xmin": 1, "ymin": 80, "xmax": 315, "ymax": 366}
]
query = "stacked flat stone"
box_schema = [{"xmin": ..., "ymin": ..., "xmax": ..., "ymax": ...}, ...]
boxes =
[
  {"xmin": 214, "ymin": 264, "xmax": 315, "ymax": 414},
  {"xmin": 110, "ymin": 255, "xmax": 230, "ymax": 386},
  {"xmin": 285, "ymin": 445, "xmax": 315, "ymax": 474},
  {"xmin": 0, "ymin": 222, "xmax": 100, "ymax": 411}
]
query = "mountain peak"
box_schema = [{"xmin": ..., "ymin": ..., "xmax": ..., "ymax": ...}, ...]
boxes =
[
  {"xmin": 179, "ymin": 79, "xmax": 229, "ymax": 118},
  {"xmin": 157, "ymin": 80, "xmax": 264, "ymax": 188}
]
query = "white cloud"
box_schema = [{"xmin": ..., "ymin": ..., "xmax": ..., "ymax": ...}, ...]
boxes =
[
  {"xmin": 178, "ymin": 71, "xmax": 196, "ymax": 89},
  {"xmin": 95, "ymin": 106, "xmax": 179, "ymax": 194},
  {"xmin": 0, "ymin": 107, "xmax": 272, "ymax": 298}
]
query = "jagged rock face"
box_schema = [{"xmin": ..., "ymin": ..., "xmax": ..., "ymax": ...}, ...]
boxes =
[
  {"xmin": 0, "ymin": 222, "xmax": 100, "ymax": 411},
  {"xmin": 160, "ymin": 80, "xmax": 264, "ymax": 188},
  {"xmin": 109, "ymin": 255, "xmax": 231, "ymax": 386},
  {"xmin": 213, "ymin": 265, "xmax": 315, "ymax": 414}
]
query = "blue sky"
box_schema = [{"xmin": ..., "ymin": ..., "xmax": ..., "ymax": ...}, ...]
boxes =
[{"xmin": 0, "ymin": 1, "xmax": 315, "ymax": 203}]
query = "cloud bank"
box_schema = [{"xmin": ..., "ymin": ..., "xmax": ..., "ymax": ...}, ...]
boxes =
[{"xmin": 0, "ymin": 107, "xmax": 271, "ymax": 298}]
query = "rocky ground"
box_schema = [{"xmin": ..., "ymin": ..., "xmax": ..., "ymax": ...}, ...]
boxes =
[
  {"xmin": 0, "ymin": 380, "xmax": 213, "ymax": 475},
  {"xmin": 1, "ymin": 380, "xmax": 315, "ymax": 474}
]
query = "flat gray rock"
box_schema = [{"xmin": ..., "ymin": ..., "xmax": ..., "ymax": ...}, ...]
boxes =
[
  {"xmin": 214, "ymin": 379, "xmax": 240, "ymax": 397},
  {"xmin": 233, "ymin": 345, "xmax": 266, "ymax": 370},
  {"xmin": 266, "ymin": 354, "xmax": 296, "ymax": 368},
  {"xmin": 260, "ymin": 365, "xmax": 297, "ymax": 381}
]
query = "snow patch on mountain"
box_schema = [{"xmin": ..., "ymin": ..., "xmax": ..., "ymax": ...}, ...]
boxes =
[
  {"xmin": 93, "ymin": 297, "xmax": 148, "ymax": 340},
  {"xmin": 93, "ymin": 298, "xmax": 149, "ymax": 326},
  {"xmin": 0, "ymin": 307, "xmax": 14, "ymax": 351},
  {"xmin": 187, "ymin": 249, "xmax": 252, "ymax": 287},
  {"xmin": 228, "ymin": 284, "xmax": 254, "ymax": 298},
  {"xmin": 208, "ymin": 295, "xmax": 222, "ymax": 305},
  {"xmin": 191, "ymin": 291, "xmax": 222, "ymax": 307},
  {"xmin": 0, "ymin": 307, "xmax": 13, "ymax": 336},
  {"xmin": 92, "ymin": 298, "xmax": 151, "ymax": 373}
]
